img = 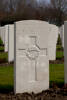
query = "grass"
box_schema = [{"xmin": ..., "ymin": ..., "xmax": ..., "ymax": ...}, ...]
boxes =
[
  {"xmin": 0, "ymin": 65, "xmax": 13, "ymax": 93},
  {"xmin": 0, "ymin": 38, "xmax": 3, "ymax": 46},
  {"xmin": 49, "ymin": 64, "xmax": 64, "ymax": 87},
  {"xmin": 0, "ymin": 38, "xmax": 7, "ymax": 61},
  {"xmin": 56, "ymin": 44, "xmax": 64, "ymax": 59},
  {"xmin": 0, "ymin": 46, "xmax": 4, "ymax": 51},
  {"xmin": 0, "ymin": 52, "xmax": 8, "ymax": 61},
  {"xmin": 0, "ymin": 66, "xmax": 13, "ymax": 85},
  {"xmin": 56, "ymin": 50, "xmax": 64, "ymax": 59},
  {"xmin": 0, "ymin": 38, "xmax": 4, "ymax": 52},
  {"xmin": 56, "ymin": 45, "xmax": 62, "ymax": 49}
]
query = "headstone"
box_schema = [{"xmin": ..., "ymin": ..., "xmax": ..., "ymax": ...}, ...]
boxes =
[
  {"xmin": 14, "ymin": 20, "xmax": 49, "ymax": 93},
  {"xmin": 48, "ymin": 24, "xmax": 58, "ymax": 60},
  {"xmin": 0, "ymin": 26, "xmax": 5, "ymax": 44},
  {"xmin": 0, "ymin": 27, "xmax": 1, "ymax": 38},
  {"xmin": 4, "ymin": 25, "xmax": 9, "ymax": 52},
  {"xmin": 2, "ymin": 27, "xmax": 5, "ymax": 44},
  {"xmin": 58, "ymin": 26, "xmax": 61, "ymax": 35},
  {"xmin": 8, "ymin": 25, "xmax": 14, "ymax": 62},
  {"xmin": 60, "ymin": 25, "xmax": 64, "ymax": 48},
  {"xmin": 0, "ymin": 27, "xmax": 2, "ymax": 40},
  {"xmin": 64, "ymin": 21, "xmax": 67, "ymax": 84}
]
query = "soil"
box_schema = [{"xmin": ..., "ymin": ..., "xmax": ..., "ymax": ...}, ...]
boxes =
[
  {"xmin": 0, "ymin": 50, "xmax": 4, "ymax": 52},
  {"xmin": 0, "ymin": 88, "xmax": 67, "ymax": 100},
  {"xmin": 0, "ymin": 62, "xmax": 14, "ymax": 67},
  {"xmin": 0, "ymin": 58, "xmax": 7, "ymax": 64},
  {"xmin": 56, "ymin": 48, "xmax": 64, "ymax": 52}
]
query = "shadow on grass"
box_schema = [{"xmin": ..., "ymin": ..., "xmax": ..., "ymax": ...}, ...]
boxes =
[
  {"xmin": 0, "ymin": 84, "xmax": 13, "ymax": 93},
  {"xmin": 0, "ymin": 82, "xmax": 64, "ymax": 94},
  {"xmin": 50, "ymin": 81, "xmax": 64, "ymax": 88}
]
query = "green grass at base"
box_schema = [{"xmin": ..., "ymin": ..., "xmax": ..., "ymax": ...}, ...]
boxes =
[
  {"xmin": 50, "ymin": 64, "xmax": 64, "ymax": 87},
  {"xmin": 0, "ymin": 65, "xmax": 13, "ymax": 93},
  {"xmin": 0, "ymin": 52, "xmax": 8, "ymax": 61},
  {"xmin": 56, "ymin": 45, "xmax": 62, "ymax": 50},
  {"xmin": 0, "ymin": 46, "xmax": 4, "ymax": 51},
  {"xmin": 0, "ymin": 63, "xmax": 64, "ymax": 92},
  {"xmin": 0, "ymin": 38, "xmax": 3, "ymax": 46},
  {"xmin": 56, "ymin": 51, "xmax": 64, "ymax": 59}
]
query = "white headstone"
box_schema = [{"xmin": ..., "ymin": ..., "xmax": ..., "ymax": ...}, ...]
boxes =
[
  {"xmin": 0, "ymin": 27, "xmax": 2, "ymax": 40},
  {"xmin": 58, "ymin": 26, "xmax": 61, "ymax": 35},
  {"xmin": 64, "ymin": 21, "xmax": 67, "ymax": 84},
  {"xmin": 4, "ymin": 25, "xmax": 9, "ymax": 52},
  {"xmin": 14, "ymin": 20, "xmax": 49, "ymax": 94},
  {"xmin": 0, "ymin": 26, "xmax": 5, "ymax": 44},
  {"xmin": 60, "ymin": 25, "xmax": 64, "ymax": 48},
  {"xmin": 2, "ymin": 27, "xmax": 5, "ymax": 44},
  {"xmin": 8, "ymin": 25, "xmax": 14, "ymax": 62},
  {"xmin": 48, "ymin": 24, "xmax": 58, "ymax": 60},
  {"xmin": 0, "ymin": 27, "xmax": 1, "ymax": 38}
]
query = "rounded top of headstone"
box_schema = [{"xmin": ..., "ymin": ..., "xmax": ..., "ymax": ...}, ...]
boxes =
[{"xmin": 15, "ymin": 20, "xmax": 48, "ymax": 25}]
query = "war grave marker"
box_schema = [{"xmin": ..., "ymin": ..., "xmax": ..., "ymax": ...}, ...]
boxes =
[
  {"xmin": 8, "ymin": 24, "xmax": 14, "ymax": 62},
  {"xmin": 4, "ymin": 25, "xmax": 9, "ymax": 52},
  {"xmin": 14, "ymin": 20, "xmax": 49, "ymax": 93},
  {"xmin": 48, "ymin": 24, "xmax": 58, "ymax": 60}
]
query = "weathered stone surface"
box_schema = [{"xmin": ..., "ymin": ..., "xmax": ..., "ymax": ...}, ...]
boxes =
[
  {"xmin": 60, "ymin": 25, "xmax": 64, "ymax": 48},
  {"xmin": 14, "ymin": 20, "xmax": 49, "ymax": 94},
  {"xmin": 48, "ymin": 24, "xmax": 58, "ymax": 60},
  {"xmin": 4, "ymin": 25, "xmax": 9, "ymax": 52},
  {"xmin": 0, "ymin": 26, "xmax": 5, "ymax": 44},
  {"xmin": 64, "ymin": 21, "xmax": 67, "ymax": 84},
  {"xmin": 8, "ymin": 24, "xmax": 14, "ymax": 62}
]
